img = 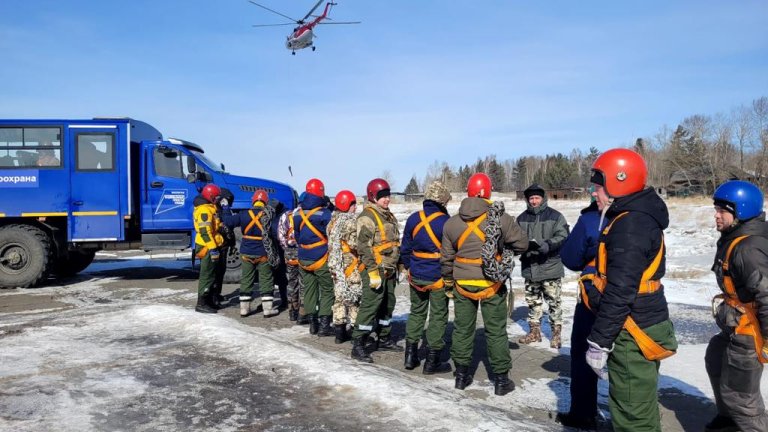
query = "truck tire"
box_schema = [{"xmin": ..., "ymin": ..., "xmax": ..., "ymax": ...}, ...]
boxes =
[
  {"xmin": 223, "ymin": 229, "xmax": 242, "ymax": 284},
  {"xmin": 0, "ymin": 224, "xmax": 52, "ymax": 288},
  {"xmin": 54, "ymin": 250, "xmax": 96, "ymax": 277}
]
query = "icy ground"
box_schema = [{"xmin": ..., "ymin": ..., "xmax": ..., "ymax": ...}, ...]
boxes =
[{"xmin": 1, "ymin": 196, "xmax": 766, "ymax": 431}]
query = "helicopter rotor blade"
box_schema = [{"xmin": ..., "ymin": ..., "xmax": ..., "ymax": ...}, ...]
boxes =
[
  {"xmin": 252, "ymin": 23, "xmax": 297, "ymax": 27},
  {"xmin": 317, "ymin": 21, "xmax": 361, "ymax": 25},
  {"xmin": 248, "ymin": 0, "xmax": 298, "ymax": 23},
  {"xmin": 301, "ymin": 0, "xmax": 325, "ymax": 22}
]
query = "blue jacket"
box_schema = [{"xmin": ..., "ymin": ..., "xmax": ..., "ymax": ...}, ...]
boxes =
[
  {"xmin": 400, "ymin": 200, "xmax": 449, "ymax": 282},
  {"xmin": 293, "ymin": 193, "xmax": 332, "ymax": 262},
  {"xmin": 224, "ymin": 203, "xmax": 278, "ymax": 257},
  {"xmin": 560, "ymin": 201, "xmax": 605, "ymax": 276}
]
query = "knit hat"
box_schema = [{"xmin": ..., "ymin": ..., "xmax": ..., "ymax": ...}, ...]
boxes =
[
  {"xmin": 424, "ymin": 181, "xmax": 451, "ymax": 205},
  {"xmin": 524, "ymin": 184, "xmax": 546, "ymax": 199}
]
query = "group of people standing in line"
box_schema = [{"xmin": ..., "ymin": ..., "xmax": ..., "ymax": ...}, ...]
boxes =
[{"xmin": 190, "ymin": 147, "xmax": 767, "ymax": 432}]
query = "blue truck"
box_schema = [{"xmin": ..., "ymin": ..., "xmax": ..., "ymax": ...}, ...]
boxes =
[{"xmin": 0, "ymin": 118, "xmax": 296, "ymax": 288}]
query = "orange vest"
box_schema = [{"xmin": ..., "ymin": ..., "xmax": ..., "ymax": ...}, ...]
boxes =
[{"xmin": 715, "ymin": 235, "xmax": 767, "ymax": 364}]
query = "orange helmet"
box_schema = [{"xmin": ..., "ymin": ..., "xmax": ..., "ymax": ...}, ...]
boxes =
[
  {"xmin": 366, "ymin": 178, "xmax": 391, "ymax": 202},
  {"xmin": 467, "ymin": 173, "xmax": 492, "ymax": 199},
  {"xmin": 252, "ymin": 189, "xmax": 268, "ymax": 204},
  {"xmin": 334, "ymin": 190, "xmax": 357, "ymax": 212},
  {"xmin": 201, "ymin": 184, "xmax": 222, "ymax": 203},
  {"xmin": 590, "ymin": 148, "xmax": 647, "ymax": 198},
  {"xmin": 306, "ymin": 178, "xmax": 325, "ymax": 197}
]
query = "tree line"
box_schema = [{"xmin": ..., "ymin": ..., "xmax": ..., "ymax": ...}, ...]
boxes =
[{"xmin": 404, "ymin": 96, "xmax": 768, "ymax": 197}]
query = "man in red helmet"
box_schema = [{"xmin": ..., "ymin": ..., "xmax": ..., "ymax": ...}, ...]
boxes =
[
  {"xmin": 441, "ymin": 173, "xmax": 528, "ymax": 395},
  {"xmin": 224, "ymin": 189, "xmax": 281, "ymax": 318},
  {"xmin": 326, "ymin": 190, "xmax": 361, "ymax": 344},
  {"xmin": 193, "ymin": 183, "xmax": 227, "ymax": 313},
  {"xmin": 584, "ymin": 148, "xmax": 677, "ymax": 432},
  {"xmin": 350, "ymin": 178, "xmax": 403, "ymax": 362},
  {"xmin": 294, "ymin": 178, "xmax": 335, "ymax": 336}
]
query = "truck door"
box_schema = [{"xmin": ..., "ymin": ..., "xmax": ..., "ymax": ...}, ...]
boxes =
[
  {"xmin": 144, "ymin": 145, "xmax": 197, "ymax": 231},
  {"xmin": 69, "ymin": 128, "xmax": 122, "ymax": 241}
]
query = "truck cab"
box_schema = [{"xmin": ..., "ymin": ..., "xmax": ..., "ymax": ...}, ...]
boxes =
[{"xmin": 0, "ymin": 118, "xmax": 296, "ymax": 288}]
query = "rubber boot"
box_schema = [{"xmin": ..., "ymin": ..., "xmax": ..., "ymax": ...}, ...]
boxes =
[
  {"xmin": 262, "ymin": 297, "xmax": 279, "ymax": 318},
  {"xmin": 317, "ymin": 315, "xmax": 335, "ymax": 337},
  {"xmin": 239, "ymin": 297, "xmax": 252, "ymax": 317},
  {"xmin": 704, "ymin": 415, "xmax": 739, "ymax": 432},
  {"xmin": 518, "ymin": 322, "xmax": 542, "ymax": 344},
  {"xmin": 422, "ymin": 349, "xmax": 451, "ymax": 375},
  {"xmin": 554, "ymin": 412, "xmax": 597, "ymax": 430},
  {"xmin": 376, "ymin": 335, "xmax": 404, "ymax": 352},
  {"xmin": 289, "ymin": 308, "xmax": 298, "ymax": 322},
  {"xmin": 403, "ymin": 341, "xmax": 420, "ymax": 370},
  {"xmin": 454, "ymin": 364, "xmax": 473, "ymax": 390},
  {"xmin": 309, "ymin": 314, "xmax": 319, "ymax": 335},
  {"xmin": 493, "ymin": 371, "xmax": 515, "ymax": 396},
  {"xmin": 195, "ymin": 294, "xmax": 217, "ymax": 314},
  {"xmin": 334, "ymin": 324, "xmax": 349, "ymax": 344},
  {"xmin": 351, "ymin": 335, "xmax": 373, "ymax": 363},
  {"xmin": 550, "ymin": 324, "xmax": 562, "ymax": 349}
]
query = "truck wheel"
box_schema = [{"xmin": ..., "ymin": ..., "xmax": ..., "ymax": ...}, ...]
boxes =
[
  {"xmin": 0, "ymin": 224, "xmax": 51, "ymax": 288},
  {"xmin": 54, "ymin": 250, "xmax": 96, "ymax": 277},
  {"xmin": 223, "ymin": 229, "xmax": 242, "ymax": 284}
]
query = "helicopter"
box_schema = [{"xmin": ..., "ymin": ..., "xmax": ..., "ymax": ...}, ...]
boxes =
[{"xmin": 249, "ymin": 0, "xmax": 360, "ymax": 55}]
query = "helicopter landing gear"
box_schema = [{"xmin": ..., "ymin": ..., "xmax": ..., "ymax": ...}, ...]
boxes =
[
  {"xmin": 311, "ymin": 46, "xmax": 316, "ymax": 52},
  {"xmin": 292, "ymin": 51, "xmax": 296, "ymax": 55}
]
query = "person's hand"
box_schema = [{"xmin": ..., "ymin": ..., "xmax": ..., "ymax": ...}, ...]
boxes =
[
  {"xmin": 209, "ymin": 249, "xmax": 220, "ymax": 262},
  {"xmin": 443, "ymin": 278, "xmax": 454, "ymax": 299},
  {"xmin": 220, "ymin": 198, "xmax": 229, "ymax": 208},
  {"xmin": 585, "ymin": 339, "xmax": 612, "ymax": 380},
  {"xmin": 368, "ymin": 270, "xmax": 382, "ymax": 289},
  {"xmin": 538, "ymin": 241, "xmax": 550, "ymax": 255},
  {"xmin": 397, "ymin": 264, "xmax": 407, "ymax": 284}
]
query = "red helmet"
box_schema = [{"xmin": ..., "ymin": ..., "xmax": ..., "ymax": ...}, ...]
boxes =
[
  {"xmin": 334, "ymin": 190, "xmax": 357, "ymax": 212},
  {"xmin": 252, "ymin": 189, "xmax": 268, "ymax": 204},
  {"xmin": 306, "ymin": 178, "xmax": 325, "ymax": 197},
  {"xmin": 591, "ymin": 148, "xmax": 647, "ymax": 198},
  {"xmin": 366, "ymin": 178, "xmax": 391, "ymax": 202},
  {"xmin": 201, "ymin": 184, "xmax": 222, "ymax": 203},
  {"xmin": 467, "ymin": 173, "xmax": 492, "ymax": 199}
]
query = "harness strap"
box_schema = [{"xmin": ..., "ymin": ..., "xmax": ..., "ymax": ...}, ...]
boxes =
[
  {"xmin": 366, "ymin": 207, "xmax": 399, "ymax": 265},
  {"xmin": 457, "ymin": 213, "xmax": 487, "ymax": 250},
  {"xmin": 298, "ymin": 207, "xmax": 327, "ymax": 249},
  {"xmin": 241, "ymin": 255, "xmax": 268, "ymax": 264},
  {"xmin": 299, "ymin": 253, "xmax": 329, "ymax": 272},
  {"xmin": 243, "ymin": 209, "xmax": 264, "ymax": 239},
  {"xmin": 454, "ymin": 280, "xmax": 502, "ymax": 301},
  {"xmin": 341, "ymin": 240, "xmax": 364, "ymax": 278},
  {"xmin": 412, "ymin": 210, "xmax": 444, "ymax": 250},
  {"xmin": 407, "ymin": 271, "xmax": 445, "ymax": 292}
]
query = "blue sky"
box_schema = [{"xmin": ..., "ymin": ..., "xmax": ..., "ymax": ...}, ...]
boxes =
[{"xmin": 2, "ymin": 0, "xmax": 766, "ymax": 194}]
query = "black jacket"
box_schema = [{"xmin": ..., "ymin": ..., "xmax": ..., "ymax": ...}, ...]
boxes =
[
  {"xmin": 713, "ymin": 213, "xmax": 768, "ymax": 339},
  {"xmin": 588, "ymin": 187, "xmax": 671, "ymax": 348}
]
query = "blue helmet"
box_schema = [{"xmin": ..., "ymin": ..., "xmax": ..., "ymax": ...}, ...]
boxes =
[{"xmin": 712, "ymin": 180, "xmax": 764, "ymax": 221}]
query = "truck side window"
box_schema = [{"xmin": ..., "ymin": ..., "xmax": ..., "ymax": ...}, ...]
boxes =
[
  {"xmin": 0, "ymin": 126, "xmax": 62, "ymax": 168},
  {"xmin": 77, "ymin": 134, "xmax": 114, "ymax": 171},
  {"xmin": 153, "ymin": 148, "xmax": 184, "ymax": 178}
]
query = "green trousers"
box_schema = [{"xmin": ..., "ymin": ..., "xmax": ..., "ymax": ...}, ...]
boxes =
[
  {"xmin": 405, "ymin": 278, "xmax": 449, "ymax": 350},
  {"xmin": 239, "ymin": 256, "xmax": 274, "ymax": 298},
  {"xmin": 299, "ymin": 261, "xmax": 334, "ymax": 317},
  {"xmin": 352, "ymin": 270, "xmax": 396, "ymax": 339},
  {"xmin": 196, "ymin": 245, "xmax": 226, "ymax": 297},
  {"xmin": 608, "ymin": 319, "xmax": 677, "ymax": 432},
  {"xmin": 450, "ymin": 285, "xmax": 511, "ymax": 374}
]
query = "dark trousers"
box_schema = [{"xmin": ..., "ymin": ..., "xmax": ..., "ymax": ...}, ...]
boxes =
[
  {"xmin": 196, "ymin": 245, "xmax": 226, "ymax": 297},
  {"xmin": 568, "ymin": 301, "xmax": 598, "ymax": 418}
]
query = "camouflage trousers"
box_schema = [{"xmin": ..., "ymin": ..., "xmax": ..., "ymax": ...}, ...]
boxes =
[
  {"xmin": 523, "ymin": 278, "xmax": 563, "ymax": 326},
  {"xmin": 332, "ymin": 283, "xmax": 360, "ymax": 326},
  {"xmin": 285, "ymin": 262, "xmax": 304, "ymax": 313}
]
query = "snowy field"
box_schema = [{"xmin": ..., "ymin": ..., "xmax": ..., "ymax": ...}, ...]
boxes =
[{"xmin": 1, "ymin": 195, "xmax": 766, "ymax": 431}]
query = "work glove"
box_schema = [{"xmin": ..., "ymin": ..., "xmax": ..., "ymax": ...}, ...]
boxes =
[
  {"xmin": 538, "ymin": 241, "xmax": 550, "ymax": 256},
  {"xmin": 585, "ymin": 339, "xmax": 612, "ymax": 380},
  {"xmin": 762, "ymin": 346, "xmax": 768, "ymax": 362},
  {"xmin": 443, "ymin": 278, "xmax": 455, "ymax": 299},
  {"xmin": 368, "ymin": 269, "xmax": 382, "ymax": 290},
  {"xmin": 209, "ymin": 249, "xmax": 220, "ymax": 262}
]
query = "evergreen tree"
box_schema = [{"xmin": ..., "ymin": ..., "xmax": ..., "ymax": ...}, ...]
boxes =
[{"xmin": 404, "ymin": 175, "xmax": 420, "ymax": 201}]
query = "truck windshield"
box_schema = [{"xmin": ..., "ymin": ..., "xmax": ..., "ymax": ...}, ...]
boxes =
[{"xmin": 190, "ymin": 149, "xmax": 226, "ymax": 173}]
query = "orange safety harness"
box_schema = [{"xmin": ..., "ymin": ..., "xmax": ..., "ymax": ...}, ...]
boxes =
[
  {"xmin": 714, "ymin": 235, "xmax": 767, "ymax": 364},
  {"xmin": 286, "ymin": 215, "xmax": 299, "ymax": 266},
  {"xmin": 297, "ymin": 207, "xmax": 329, "ymax": 271},
  {"xmin": 341, "ymin": 240, "xmax": 365, "ymax": 278},
  {"xmin": 408, "ymin": 210, "xmax": 446, "ymax": 292},
  {"xmin": 580, "ymin": 212, "xmax": 675, "ymax": 361},
  {"xmin": 365, "ymin": 207, "xmax": 399, "ymax": 266},
  {"xmin": 452, "ymin": 212, "xmax": 502, "ymax": 301},
  {"xmin": 243, "ymin": 209, "xmax": 265, "ymax": 241}
]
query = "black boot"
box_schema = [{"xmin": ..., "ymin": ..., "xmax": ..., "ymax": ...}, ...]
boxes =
[
  {"xmin": 454, "ymin": 364, "xmax": 473, "ymax": 390},
  {"xmin": 403, "ymin": 341, "xmax": 420, "ymax": 370},
  {"xmin": 309, "ymin": 314, "xmax": 319, "ymax": 335},
  {"xmin": 289, "ymin": 308, "xmax": 298, "ymax": 322},
  {"xmin": 493, "ymin": 371, "xmax": 515, "ymax": 396},
  {"xmin": 297, "ymin": 314, "xmax": 311, "ymax": 325},
  {"xmin": 377, "ymin": 335, "xmax": 404, "ymax": 352},
  {"xmin": 334, "ymin": 324, "xmax": 349, "ymax": 344},
  {"xmin": 195, "ymin": 295, "xmax": 217, "ymax": 314},
  {"xmin": 351, "ymin": 336, "xmax": 373, "ymax": 363},
  {"xmin": 422, "ymin": 349, "xmax": 452, "ymax": 375},
  {"xmin": 554, "ymin": 412, "xmax": 597, "ymax": 430},
  {"xmin": 317, "ymin": 315, "xmax": 335, "ymax": 337},
  {"xmin": 704, "ymin": 415, "xmax": 739, "ymax": 432}
]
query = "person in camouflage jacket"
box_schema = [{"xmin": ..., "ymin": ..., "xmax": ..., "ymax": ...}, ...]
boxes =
[{"xmin": 327, "ymin": 190, "xmax": 362, "ymax": 344}]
